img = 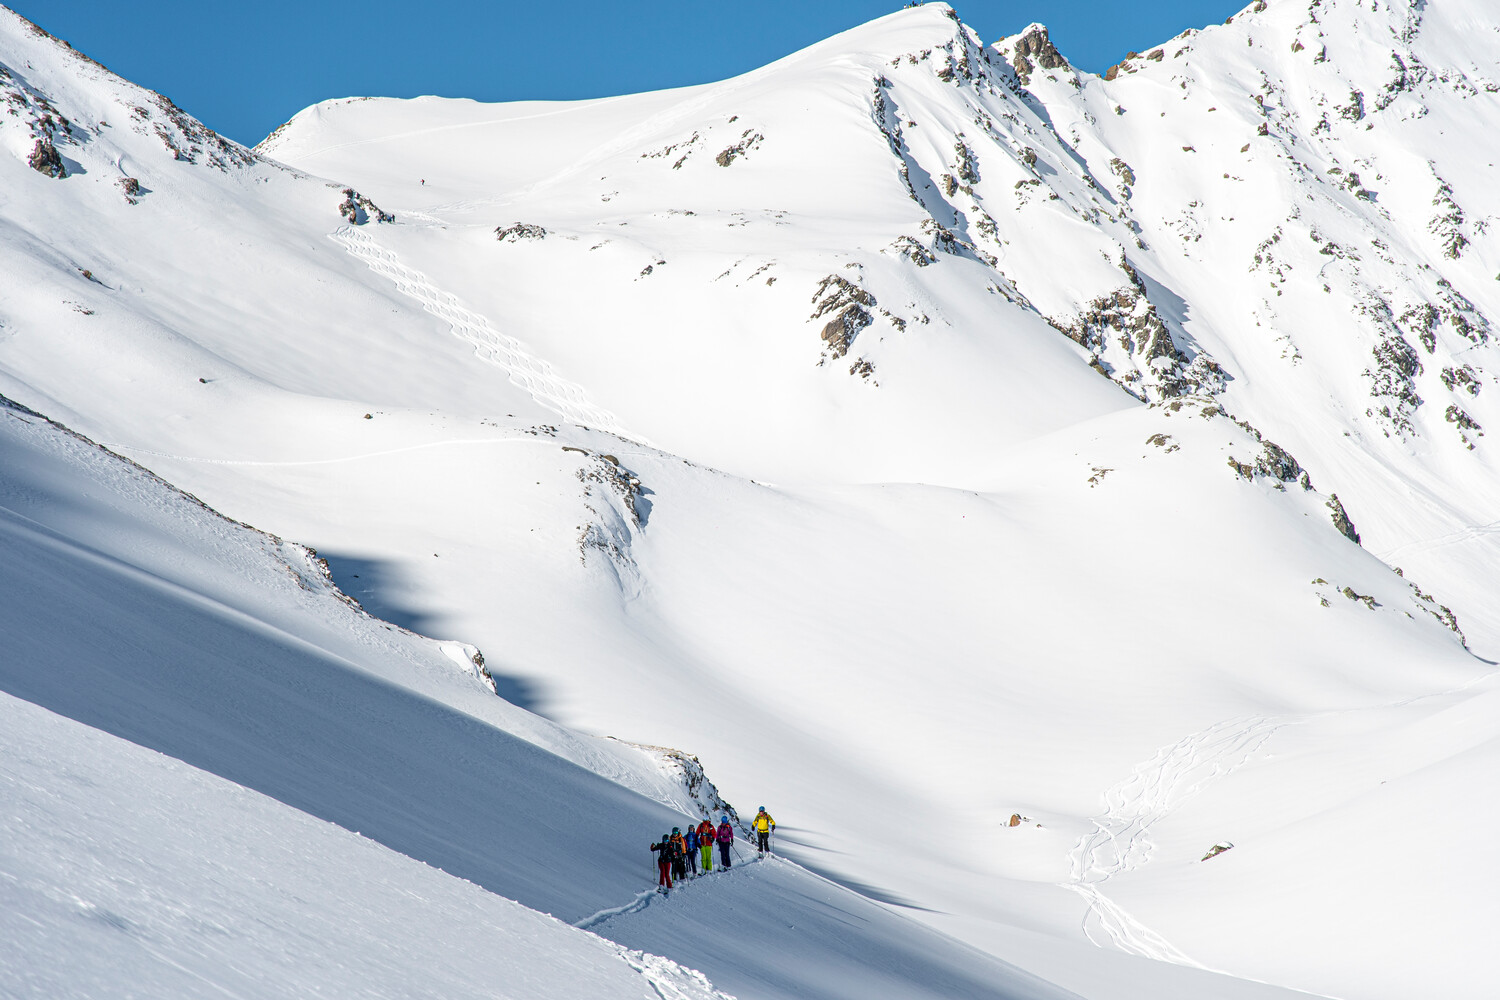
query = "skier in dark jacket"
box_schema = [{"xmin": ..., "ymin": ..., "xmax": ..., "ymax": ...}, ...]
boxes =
[
  {"xmin": 683, "ymin": 825, "xmax": 700, "ymax": 877},
  {"xmin": 669, "ymin": 828, "xmax": 688, "ymax": 881},
  {"xmin": 650, "ymin": 834, "xmax": 674, "ymax": 889},
  {"xmin": 715, "ymin": 815, "xmax": 735, "ymax": 868}
]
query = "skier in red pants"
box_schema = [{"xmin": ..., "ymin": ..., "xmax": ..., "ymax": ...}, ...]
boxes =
[{"xmin": 650, "ymin": 834, "xmax": 674, "ymax": 890}]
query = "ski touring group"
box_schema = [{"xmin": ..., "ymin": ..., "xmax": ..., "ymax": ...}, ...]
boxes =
[{"xmin": 650, "ymin": 808, "xmax": 776, "ymax": 894}]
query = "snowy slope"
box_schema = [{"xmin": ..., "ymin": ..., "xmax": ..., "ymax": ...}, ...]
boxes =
[
  {"xmin": 0, "ymin": 693, "xmax": 730, "ymax": 1000},
  {"xmin": 3, "ymin": 3, "xmax": 1499, "ymax": 999},
  {"xmin": 0, "ymin": 394, "xmax": 1121, "ymax": 1000}
]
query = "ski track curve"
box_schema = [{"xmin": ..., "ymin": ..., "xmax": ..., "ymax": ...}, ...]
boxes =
[
  {"xmin": 331, "ymin": 225, "xmax": 634, "ymax": 438},
  {"xmin": 1061, "ymin": 716, "xmax": 1285, "ymax": 969}
]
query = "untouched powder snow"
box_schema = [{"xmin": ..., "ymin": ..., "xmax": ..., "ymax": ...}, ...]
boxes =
[{"xmin": 3, "ymin": 2, "xmax": 1500, "ymax": 998}]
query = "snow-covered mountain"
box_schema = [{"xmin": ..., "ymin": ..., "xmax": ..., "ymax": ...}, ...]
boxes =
[{"xmin": 2, "ymin": 2, "xmax": 1497, "ymax": 998}]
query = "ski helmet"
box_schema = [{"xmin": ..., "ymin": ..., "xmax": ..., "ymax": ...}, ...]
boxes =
[
  {"xmin": 721, "ymin": 816, "xmax": 729, "ymax": 823},
  {"xmin": 758, "ymin": 806, "xmax": 765, "ymax": 812}
]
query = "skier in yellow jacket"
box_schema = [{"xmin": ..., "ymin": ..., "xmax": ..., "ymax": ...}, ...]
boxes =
[{"xmin": 752, "ymin": 807, "xmax": 776, "ymax": 855}]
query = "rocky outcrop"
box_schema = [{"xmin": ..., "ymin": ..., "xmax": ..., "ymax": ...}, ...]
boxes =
[
  {"xmin": 27, "ymin": 137, "xmax": 65, "ymax": 177},
  {"xmin": 1051, "ymin": 264, "xmax": 1227, "ymax": 401},
  {"xmin": 495, "ymin": 222, "xmax": 547, "ymax": 242},
  {"xmin": 1363, "ymin": 328, "xmax": 1423, "ymax": 436},
  {"xmin": 1445, "ymin": 404, "xmax": 1483, "ymax": 449},
  {"xmin": 1011, "ymin": 25, "xmax": 1067, "ymax": 85},
  {"xmin": 338, "ymin": 188, "xmax": 392, "ymax": 225},
  {"xmin": 1326, "ymin": 494, "xmax": 1360, "ymax": 544},
  {"xmin": 811, "ymin": 274, "xmax": 876, "ymax": 359},
  {"xmin": 715, "ymin": 128, "xmax": 764, "ymax": 167}
]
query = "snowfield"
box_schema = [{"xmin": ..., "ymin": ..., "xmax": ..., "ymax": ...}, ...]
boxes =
[{"xmin": 2, "ymin": 1, "xmax": 1498, "ymax": 998}]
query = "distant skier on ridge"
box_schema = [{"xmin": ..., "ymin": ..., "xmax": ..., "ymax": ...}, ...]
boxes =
[{"xmin": 752, "ymin": 807, "xmax": 776, "ymax": 856}]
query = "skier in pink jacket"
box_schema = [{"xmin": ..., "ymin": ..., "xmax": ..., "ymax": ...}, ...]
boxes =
[{"xmin": 715, "ymin": 816, "xmax": 735, "ymax": 869}]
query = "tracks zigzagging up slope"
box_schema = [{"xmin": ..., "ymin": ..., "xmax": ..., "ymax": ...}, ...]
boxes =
[
  {"xmin": 332, "ymin": 225, "xmax": 630, "ymax": 437},
  {"xmin": 1061, "ymin": 716, "xmax": 1285, "ymax": 969}
]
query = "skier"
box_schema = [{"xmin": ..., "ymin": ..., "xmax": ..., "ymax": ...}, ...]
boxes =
[
  {"xmin": 683, "ymin": 824, "xmax": 700, "ymax": 877},
  {"xmin": 650, "ymin": 834, "xmax": 673, "ymax": 891},
  {"xmin": 696, "ymin": 817, "xmax": 717, "ymax": 872},
  {"xmin": 715, "ymin": 815, "xmax": 735, "ymax": 868},
  {"xmin": 752, "ymin": 807, "xmax": 776, "ymax": 855},
  {"xmin": 669, "ymin": 827, "xmax": 688, "ymax": 881}
]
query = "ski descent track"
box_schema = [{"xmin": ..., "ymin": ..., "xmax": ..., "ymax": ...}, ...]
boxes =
[
  {"xmin": 331, "ymin": 225, "xmax": 634, "ymax": 438},
  {"xmin": 1061, "ymin": 716, "xmax": 1285, "ymax": 969}
]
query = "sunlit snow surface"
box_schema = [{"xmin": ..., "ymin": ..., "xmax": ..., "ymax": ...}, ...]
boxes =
[{"xmin": 3, "ymin": 1, "xmax": 1500, "ymax": 998}]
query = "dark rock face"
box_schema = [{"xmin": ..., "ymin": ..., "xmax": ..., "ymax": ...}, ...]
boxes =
[
  {"xmin": 1011, "ymin": 25, "xmax": 1067, "ymax": 85},
  {"xmin": 1326, "ymin": 493, "xmax": 1361, "ymax": 544},
  {"xmin": 715, "ymin": 129, "xmax": 764, "ymax": 167},
  {"xmin": 28, "ymin": 138, "xmax": 65, "ymax": 178},
  {"xmin": 811, "ymin": 274, "xmax": 875, "ymax": 359},
  {"xmin": 495, "ymin": 222, "xmax": 547, "ymax": 242},
  {"xmin": 1364, "ymin": 332, "xmax": 1423, "ymax": 435},
  {"xmin": 338, "ymin": 188, "xmax": 393, "ymax": 225}
]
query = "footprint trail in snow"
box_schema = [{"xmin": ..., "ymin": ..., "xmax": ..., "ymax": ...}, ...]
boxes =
[
  {"xmin": 1061, "ymin": 716, "xmax": 1284, "ymax": 968},
  {"xmin": 332, "ymin": 225, "xmax": 634, "ymax": 438}
]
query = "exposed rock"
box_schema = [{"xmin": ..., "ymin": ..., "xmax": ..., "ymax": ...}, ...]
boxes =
[
  {"xmin": 1429, "ymin": 174, "xmax": 1468, "ymax": 259},
  {"xmin": 27, "ymin": 137, "xmax": 65, "ymax": 178},
  {"xmin": 1327, "ymin": 493, "xmax": 1361, "ymax": 544},
  {"xmin": 953, "ymin": 138, "xmax": 979, "ymax": 185},
  {"xmin": 1146, "ymin": 433, "xmax": 1180, "ymax": 453},
  {"xmin": 1410, "ymin": 579, "xmax": 1467, "ymax": 645},
  {"xmin": 118, "ymin": 176, "xmax": 141, "ymax": 204},
  {"xmin": 716, "ymin": 129, "xmax": 764, "ymax": 167},
  {"xmin": 1201, "ymin": 843, "xmax": 1233, "ymax": 861},
  {"xmin": 495, "ymin": 222, "xmax": 547, "ymax": 242},
  {"xmin": 338, "ymin": 188, "xmax": 393, "ymax": 225},
  {"xmin": 1440, "ymin": 365, "xmax": 1481, "ymax": 395},
  {"xmin": 1445, "ymin": 404, "xmax": 1483, "ymax": 448},
  {"xmin": 811, "ymin": 275, "xmax": 876, "ymax": 359},
  {"xmin": 888, "ymin": 235, "xmax": 937, "ymax": 266},
  {"xmin": 1050, "ymin": 263, "xmax": 1218, "ymax": 401},
  {"xmin": 1363, "ymin": 328, "xmax": 1423, "ymax": 436},
  {"xmin": 616, "ymin": 741, "xmax": 740, "ymax": 825},
  {"xmin": 1011, "ymin": 25, "xmax": 1067, "ymax": 86}
]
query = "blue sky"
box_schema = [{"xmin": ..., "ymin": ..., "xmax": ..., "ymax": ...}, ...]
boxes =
[{"xmin": 13, "ymin": 1, "xmax": 1245, "ymax": 145}]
